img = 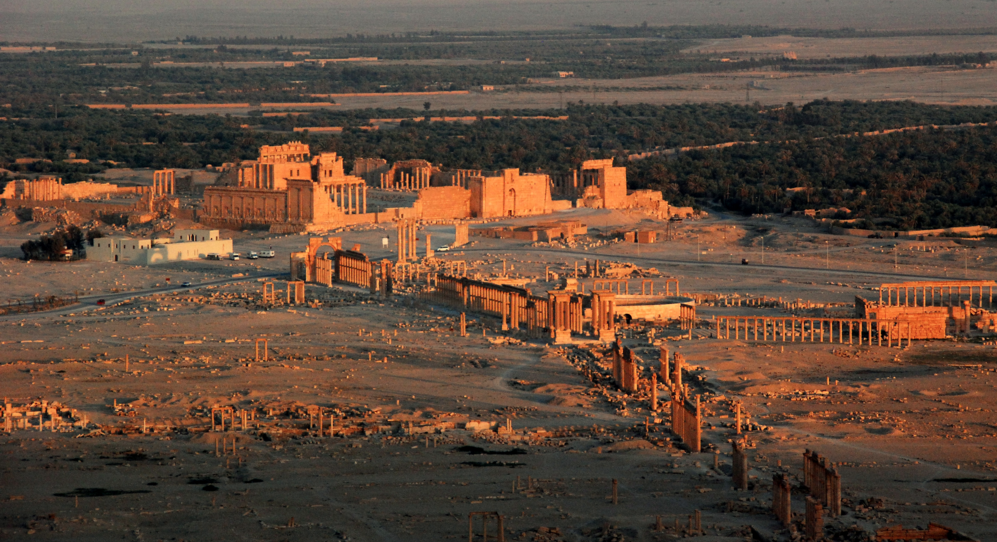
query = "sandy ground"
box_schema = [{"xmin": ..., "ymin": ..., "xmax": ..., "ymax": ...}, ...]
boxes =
[{"xmin": 2, "ymin": 208, "xmax": 997, "ymax": 540}]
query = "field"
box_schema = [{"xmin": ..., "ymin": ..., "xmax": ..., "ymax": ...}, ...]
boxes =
[{"xmin": 315, "ymin": 66, "xmax": 997, "ymax": 111}]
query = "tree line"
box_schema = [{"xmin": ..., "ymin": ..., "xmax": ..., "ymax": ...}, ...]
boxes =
[{"xmin": 20, "ymin": 226, "xmax": 103, "ymax": 261}]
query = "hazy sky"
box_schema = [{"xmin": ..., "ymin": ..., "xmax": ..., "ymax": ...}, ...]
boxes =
[{"xmin": 3, "ymin": 0, "xmax": 997, "ymax": 42}]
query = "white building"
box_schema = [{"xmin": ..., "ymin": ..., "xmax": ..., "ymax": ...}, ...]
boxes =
[{"xmin": 89, "ymin": 229, "xmax": 233, "ymax": 265}]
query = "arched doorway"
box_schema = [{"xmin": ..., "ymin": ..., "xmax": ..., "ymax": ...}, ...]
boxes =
[{"xmin": 508, "ymin": 188, "xmax": 517, "ymax": 216}]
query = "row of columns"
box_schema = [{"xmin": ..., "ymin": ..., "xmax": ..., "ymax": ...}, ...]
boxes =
[
  {"xmin": 548, "ymin": 292, "xmax": 584, "ymax": 343},
  {"xmin": 772, "ymin": 474, "xmax": 792, "ymax": 526},
  {"xmin": 381, "ymin": 168, "xmax": 432, "ymax": 190},
  {"xmin": 670, "ymin": 387, "xmax": 701, "ymax": 453},
  {"xmin": 591, "ymin": 291, "xmax": 617, "ymax": 342},
  {"xmin": 717, "ymin": 316, "xmax": 913, "ymax": 348},
  {"xmin": 397, "ymin": 220, "xmax": 418, "ymax": 262},
  {"xmin": 680, "ymin": 304, "xmax": 696, "ymax": 330},
  {"xmin": 210, "ymin": 407, "xmax": 255, "ymax": 432},
  {"xmin": 332, "ymin": 182, "xmax": 367, "ymax": 215},
  {"xmin": 611, "ymin": 341, "xmax": 640, "ymax": 392},
  {"xmin": 286, "ymin": 281, "xmax": 305, "ymax": 304},
  {"xmin": 451, "ymin": 169, "xmax": 481, "ymax": 188},
  {"xmin": 803, "ymin": 449, "xmax": 842, "ymax": 517},
  {"xmin": 153, "ymin": 170, "xmax": 175, "ymax": 196},
  {"xmin": 335, "ymin": 252, "xmax": 372, "ymax": 288},
  {"xmin": 17, "ymin": 177, "xmax": 63, "ymax": 201},
  {"xmin": 429, "ymin": 275, "xmax": 549, "ymax": 336},
  {"xmin": 593, "ymin": 280, "xmax": 628, "ymax": 295},
  {"xmin": 880, "ymin": 282, "xmax": 995, "ymax": 308}
]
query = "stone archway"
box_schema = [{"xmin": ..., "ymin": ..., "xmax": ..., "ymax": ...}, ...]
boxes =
[
  {"xmin": 300, "ymin": 237, "xmax": 342, "ymax": 283},
  {"xmin": 508, "ymin": 188, "xmax": 517, "ymax": 217}
]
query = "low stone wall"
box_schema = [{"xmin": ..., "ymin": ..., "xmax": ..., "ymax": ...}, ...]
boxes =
[{"xmin": 615, "ymin": 295, "xmax": 695, "ymax": 321}]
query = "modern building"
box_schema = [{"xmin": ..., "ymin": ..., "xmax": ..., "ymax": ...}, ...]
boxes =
[{"xmin": 88, "ymin": 229, "xmax": 232, "ymax": 265}]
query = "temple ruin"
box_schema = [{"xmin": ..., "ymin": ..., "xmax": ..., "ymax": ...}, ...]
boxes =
[{"xmin": 201, "ymin": 143, "xmax": 367, "ymax": 230}]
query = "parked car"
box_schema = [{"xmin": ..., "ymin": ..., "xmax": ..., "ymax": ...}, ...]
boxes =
[
  {"xmin": 436, "ymin": 245, "xmax": 451, "ymax": 252},
  {"xmin": 181, "ymin": 281, "xmax": 192, "ymax": 287},
  {"xmin": 230, "ymin": 253, "xmax": 240, "ymax": 261},
  {"xmin": 248, "ymin": 252, "xmax": 259, "ymax": 259},
  {"xmin": 206, "ymin": 253, "xmax": 221, "ymax": 261},
  {"xmin": 259, "ymin": 250, "xmax": 275, "ymax": 258}
]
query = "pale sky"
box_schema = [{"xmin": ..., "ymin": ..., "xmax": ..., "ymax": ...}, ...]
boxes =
[{"xmin": 2, "ymin": 0, "xmax": 996, "ymax": 42}]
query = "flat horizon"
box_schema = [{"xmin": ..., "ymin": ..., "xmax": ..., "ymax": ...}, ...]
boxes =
[{"xmin": 2, "ymin": 0, "xmax": 997, "ymax": 43}]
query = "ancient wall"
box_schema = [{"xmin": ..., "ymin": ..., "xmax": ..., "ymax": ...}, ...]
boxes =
[
  {"xmin": 859, "ymin": 302, "xmax": 957, "ymax": 339},
  {"xmin": 469, "ymin": 176, "xmax": 503, "ymax": 218},
  {"xmin": 352, "ymin": 157, "xmax": 388, "ymax": 184},
  {"xmin": 599, "ymin": 165, "xmax": 627, "ymax": 210},
  {"xmin": 468, "ymin": 169, "xmax": 552, "ymax": 218},
  {"xmin": 616, "ymin": 295, "xmax": 695, "ymax": 322},
  {"xmin": 416, "ymin": 186, "xmax": 471, "ymax": 220},
  {"xmin": 66, "ymin": 181, "xmax": 125, "ymax": 200},
  {"xmin": 202, "ymin": 187, "xmax": 288, "ymax": 224}
]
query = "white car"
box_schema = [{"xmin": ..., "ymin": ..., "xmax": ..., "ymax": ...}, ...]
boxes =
[
  {"xmin": 436, "ymin": 245, "xmax": 451, "ymax": 252},
  {"xmin": 248, "ymin": 252, "xmax": 259, "ymax": 259},
  {"xmin": 229, "ymin": 253, "xmax": 240, "ymax": 261}
]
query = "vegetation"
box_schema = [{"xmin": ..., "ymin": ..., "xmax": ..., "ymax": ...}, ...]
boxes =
[
  {"xmin": 631, "ymin": 121, "xmax": 997, "ymax": 230},
  {"xmin": 4, "ymin": 98, "xmax": 997, "ymax": 229},
  {"xmin": 19, "ymin": 226, "xmax": 100, "ymax": 261}
]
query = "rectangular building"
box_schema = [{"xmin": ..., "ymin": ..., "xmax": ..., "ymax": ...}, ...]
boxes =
[{"xmin": 89, "ymin": 229, "xmax": 232, "ymax": 265}]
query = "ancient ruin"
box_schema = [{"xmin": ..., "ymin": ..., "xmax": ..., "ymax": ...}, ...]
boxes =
[{"xmin": 3, "ymin": 145, "xmax": 994, "ymax": 542}]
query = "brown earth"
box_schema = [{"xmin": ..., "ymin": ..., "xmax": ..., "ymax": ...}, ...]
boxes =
[{"xmin": 1, "ymin": 209, "xmax": 996, "ymax": 540}]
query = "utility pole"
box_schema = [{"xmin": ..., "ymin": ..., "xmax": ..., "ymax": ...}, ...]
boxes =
[
  {"xmin": 697, "ymin": 235, "xmax": 700, "ymax": 262},
  {"xmin": 825, "ymin": 241, "xmax": 829, "ymax": 270},
  {"xmin": 761, "ymin": 236, "xmax": 765, "ymax": 264}
]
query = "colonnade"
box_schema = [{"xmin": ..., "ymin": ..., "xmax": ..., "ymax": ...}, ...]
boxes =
[
  {"xmin": 879, "ymin": 281, "xmax": 996, "ymax": 308},
  {"xmin": 671, "ymin": 388, "xmax": 701, "ymax": 453},
  {"xmin": 804, "ymin": 450, "xmax": 842, "ymax": 517},
  {"xmin": 153, "ymin": 170, "xmax": 175, "ymax": 196},
  {"xmin": 679, "ymin": 304, "xmax": 696, "ymax": 330},
  {"xmin": 331, "ymin": 181, "xmax": 367, "ymax": 215},
  {"xmin": 397, "ymin": 220, "xmax": 418, "ymax": 262},
  {"xmin": 334, "ymin": 251, "xmax": 372, "ymax": 288},
  {"xmin": 593, "ymin": 279, "xmax": 628, "ymax": 295},
  {"xmin": 449, "ymin": 169, "xmax": 481, "ymax": 188},
  {"xmin": 548, "ymin": 291, "xmax": 585, "ymax": 342},
  {"xmin": 715, "ymin": 316, "xmax": 913, "ymax": 348},
  {"xmin": 591, "ymin": 291, "xmax": 617, "ymax": 341},
  {"xmin": 380, "ymin": 168, "xmax": 432, "ymax": 190},
  {"xmin": 16, "ymin": 177, "xmax": 63, "ymax": 201},
  {"xmin": 429, "ymin": 275, "xmax": 549, "ymax": 336}
]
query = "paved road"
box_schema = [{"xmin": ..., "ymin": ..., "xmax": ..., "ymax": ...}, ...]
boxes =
[
  {"xmin": 453, "ymin": 247, "xmax": 969, "ymax": 282},
  {"xmin": 0, "ymin": 271, "xmax": 285, "ymax": 322}
]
